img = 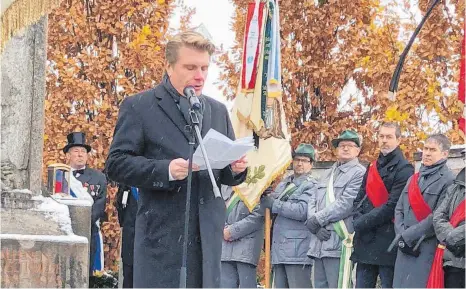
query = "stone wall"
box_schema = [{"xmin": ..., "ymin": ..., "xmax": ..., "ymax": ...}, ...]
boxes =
[
  {"xmin": 1, "ymin": 237, "xmax": 88, "ymax": 288},
  {"xmin": 1, "ymin": 191, "xmax": 91, "ymax": 288},
  {"xmin": 1, "ymin": 16, "xmax": 47, "ymax": 195}
]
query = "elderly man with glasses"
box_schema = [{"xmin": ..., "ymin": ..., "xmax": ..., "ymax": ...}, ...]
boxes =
[
  {"xmin": 306, "ymin": 130, "xmax": 366, "ymax": 288},
  {"xmin": 261, "ymin": 143, "xmax": 319, "ymax": 288}
]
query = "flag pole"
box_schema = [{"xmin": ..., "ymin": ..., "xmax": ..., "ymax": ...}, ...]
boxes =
[
  {"xmin": 264, "ymin": 208, "xmax": 272, "ymax": 288},
  {"xmin": 265, "ymin": 1, "xmax": 277, "ymax": 287}
]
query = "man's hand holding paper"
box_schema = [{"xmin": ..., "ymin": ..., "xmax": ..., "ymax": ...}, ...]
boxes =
[{"xmin": 231, "ymin": 155, "xmax": 248, "ymax": 174}]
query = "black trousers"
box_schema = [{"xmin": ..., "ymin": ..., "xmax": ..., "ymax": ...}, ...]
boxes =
[
  {"xmin": 123, "ymin": 263, "xmax": 134, "ymax": 288},
  {"xmin": 444, "ymin": 266, "xmax": 465, "ymax": 288},
  {"xmin": 356, "ymin": 263, "xmax": 394, "ymax": 288}
]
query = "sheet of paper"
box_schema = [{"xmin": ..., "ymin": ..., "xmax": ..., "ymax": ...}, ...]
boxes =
[{"xmin": 193, "ymin": 129, "xmax": 255, "ymax": 170}]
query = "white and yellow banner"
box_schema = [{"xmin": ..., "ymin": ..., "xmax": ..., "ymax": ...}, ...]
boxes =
[{"xmin": 232, "ymin": 0, "xmax": 292, "ymax": 212}]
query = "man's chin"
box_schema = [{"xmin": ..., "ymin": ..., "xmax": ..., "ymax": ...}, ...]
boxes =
[
  {"xmin": 338, "ymin": 156, "xmax": 354, "ymax": 163},
  {"xmin": 380, "ymin": 147, "xmax": 395, "ymax": 155},
  {"xmin": 194, "ymin": 87, "xmax": 203, "ymax": 96}
]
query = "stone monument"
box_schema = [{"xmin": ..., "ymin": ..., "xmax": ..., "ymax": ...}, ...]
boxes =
[{"xmin": 1, "ymin": 16, "xmax": 91, "ymax": 288}]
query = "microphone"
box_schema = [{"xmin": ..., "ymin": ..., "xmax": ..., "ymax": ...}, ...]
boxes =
[{"xmin": 183, "ymin": 86, "xmax": 202, "ymax": 111}]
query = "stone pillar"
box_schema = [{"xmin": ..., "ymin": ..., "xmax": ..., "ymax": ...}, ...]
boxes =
[
  {"xmin": 1, "ymin": 16, "xmax": 47, "ymax": 196},
  {"xmin": 1, "ymin": 16, "xmax": 91, "ymax": 288}
]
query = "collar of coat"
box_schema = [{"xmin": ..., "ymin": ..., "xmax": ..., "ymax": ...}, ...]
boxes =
[
  {"xmin": 154, "ymin": 84, "xmax": 212, "ymax": 142},
  {"xmin": 333, "ymin": 158, "xmax": 360, "ymax": 173},
  {"xmin": 285, "ymin": 172, "xmax": 313, "ymax": 186},
  {"xmin": 377, "ymin": 147, "xmax": 402, "ymax": 167}
]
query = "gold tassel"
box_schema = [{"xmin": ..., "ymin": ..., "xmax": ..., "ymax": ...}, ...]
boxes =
[{"xmin": 1, "ymin": 0, "xmax": 62, "ymax": 52}]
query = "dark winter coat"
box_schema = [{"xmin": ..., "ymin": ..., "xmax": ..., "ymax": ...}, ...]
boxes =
[
  {"xmin": 351, "ymin": 147, "xmax": 414, "ymax": 266},
  {"xmin": 393, "ymin": 161, "xmax": 454, "ymax": 288},
  {"xmin": 105, "ymin": 83, "xmax": 247, "ymax": 288},
  {"xmin": 433, "ymin": 168, "xmax": 465, "ymax": 269}
]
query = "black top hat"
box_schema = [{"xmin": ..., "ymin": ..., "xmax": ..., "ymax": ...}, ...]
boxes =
[{"xmin": 63, "ymin": 132, "xmax": 91, "ymax": 153}]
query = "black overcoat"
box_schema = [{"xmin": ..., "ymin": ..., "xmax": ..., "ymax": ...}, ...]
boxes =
[
  {"xmin": 106, "ymin": 84, "xmax": 247, "ymax": 288},
  {"xmin": 351, "ymin": 148, "xmax": 414, "ymax": 266}
]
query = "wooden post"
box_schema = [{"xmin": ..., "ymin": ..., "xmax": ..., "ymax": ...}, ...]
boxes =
[{"xmin": 264, "ymin": 208, "xmax": 272, "ymax": 288}]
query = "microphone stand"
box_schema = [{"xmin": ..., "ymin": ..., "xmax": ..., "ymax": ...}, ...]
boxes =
[{"xmin": 179, "ymin": 107, "xmax": 222, "ymax": 288}]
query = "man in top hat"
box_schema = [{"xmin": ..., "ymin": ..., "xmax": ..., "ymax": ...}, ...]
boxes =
[
  {"xmin": 392, "ymin": 134, "xmax": 455, "ymax": 288},
  {"xmin": 306, "ymin": 130, "xmax": 366, "ymax": 288},
  {"xmin": 351, "ymin": 122, "xmax": 414, "ymax": 288},
  {"xmin": 260, "ymin": 143, "xmax": 318, "ymax": 288},
  {"xmin": 64, "ymin": 132, "xmax": 107, "ymax": 276}
]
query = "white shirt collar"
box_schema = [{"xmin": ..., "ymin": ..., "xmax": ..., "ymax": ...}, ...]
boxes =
[{"xmin": 70, "ymin": 166, "xmax": 86, "ymax": 172}]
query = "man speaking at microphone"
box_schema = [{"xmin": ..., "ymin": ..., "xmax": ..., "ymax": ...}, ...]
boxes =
[{"xmin": 106, "ymin": 31, "xmax": 248, "ymax": 288}]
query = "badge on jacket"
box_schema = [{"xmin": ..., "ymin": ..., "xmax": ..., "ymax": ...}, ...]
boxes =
[{"xmin": 84, "ymin": 183, "xmax": 100, "ymax": 197}]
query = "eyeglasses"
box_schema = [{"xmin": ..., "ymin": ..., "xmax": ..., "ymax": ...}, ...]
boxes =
[
  {"xmin": 337, "ymin": 144, "xmax": 358, "ymax": 150},
  {"xmin": 293, "ymin": 158, "xmax": 311, "ymax": 164}
]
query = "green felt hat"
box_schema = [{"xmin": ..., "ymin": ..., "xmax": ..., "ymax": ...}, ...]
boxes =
[
  {"xmin": 331, "ymin": 130, "xmax": 361, "ymax": 148},
  {"xmin": 293, "ymin": 143, "xmax": 316, "ymax": 162}
]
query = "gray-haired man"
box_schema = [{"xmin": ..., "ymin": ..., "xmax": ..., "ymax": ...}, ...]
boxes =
[{"xmin": 393, "ymin": 134, "xmax": 455, "ymax": 288}]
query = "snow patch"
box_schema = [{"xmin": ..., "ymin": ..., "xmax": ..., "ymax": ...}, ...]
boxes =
[
  {"xmin": 31, "ymin": 195, "xmax": 74, "ymax": 235},
  {"xmin": 8, "ymin": 189, "xmax": 34, "ymax": 194},
  {"xmin": 0, "ymin": 233, "xmax": 88, "ymax": 244}
]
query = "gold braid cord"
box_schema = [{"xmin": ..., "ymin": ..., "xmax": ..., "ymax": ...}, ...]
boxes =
[{"xmin": 1, "ymin": 0, "xmax": 62, "ymax": 52}]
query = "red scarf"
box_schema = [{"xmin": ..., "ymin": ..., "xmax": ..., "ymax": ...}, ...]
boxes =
[
  {"xmin": 366, "ymin": 161, "xmax": 389, "ymax": 207},
  {"xmin": 408, "ymin": 173, "xmax": 432, "ymax": 221},
  {"xmin": 427, "ymin": 199, "xmax": 466, "ymax": 288}
]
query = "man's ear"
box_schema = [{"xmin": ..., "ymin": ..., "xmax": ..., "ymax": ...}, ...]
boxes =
[
  {"xmin": 165, "ymin": 61, "xmax": 172, "ymax": 76},
  {"xmin": 441, "ymin": 150, "xmax": 449, "ymax": 159}
]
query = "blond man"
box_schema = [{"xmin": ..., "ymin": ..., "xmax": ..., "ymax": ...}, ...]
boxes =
[{"xmin": 106, "ymin": 31, "xmax": 248, "ymax": 288}]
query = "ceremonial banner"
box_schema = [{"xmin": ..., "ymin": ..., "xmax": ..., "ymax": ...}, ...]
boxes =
[{"xmin": 231, "ymin": 0, "xmax": 292, "ymax": 212}]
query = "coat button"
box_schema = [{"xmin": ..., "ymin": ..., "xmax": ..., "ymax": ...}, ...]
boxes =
[{"xmin": 199, "ymin": 198, "xmax": 204, "ymax": 205}]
